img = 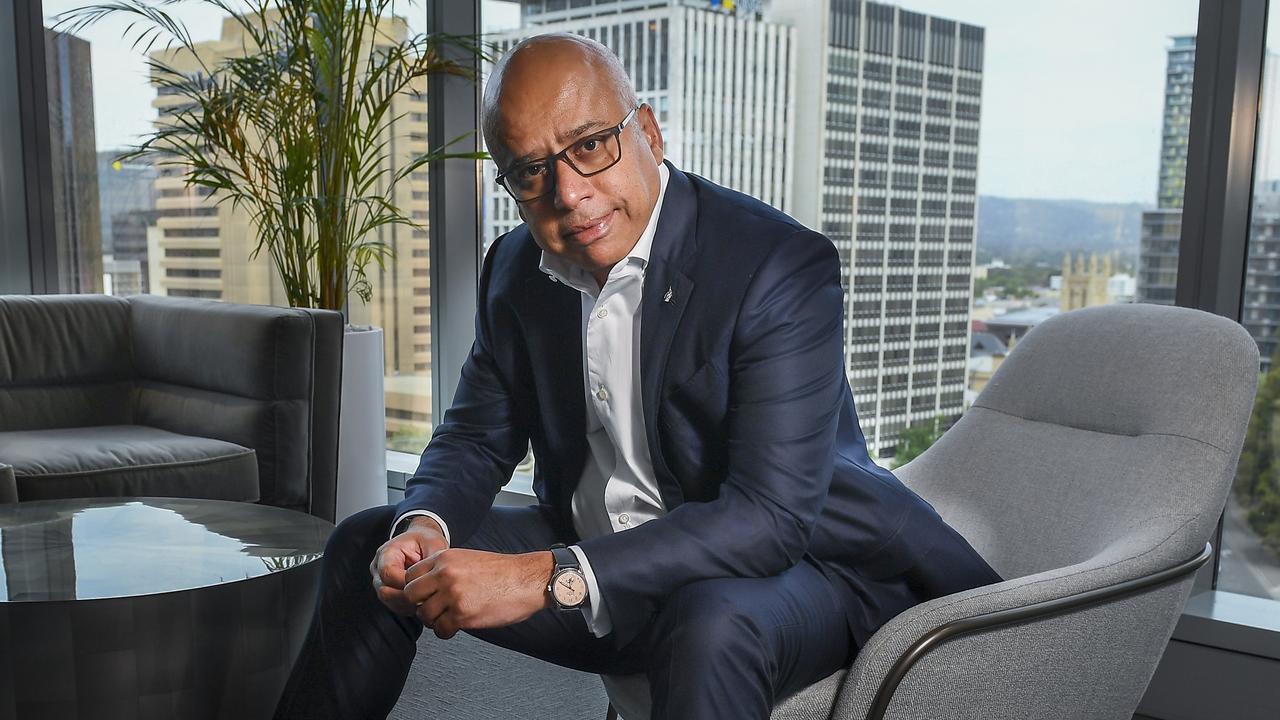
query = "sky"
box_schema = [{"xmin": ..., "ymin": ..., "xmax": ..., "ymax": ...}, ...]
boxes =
[{"xmin": 45, "ymin": 0, "xmax": 1202, "ymax": 206}]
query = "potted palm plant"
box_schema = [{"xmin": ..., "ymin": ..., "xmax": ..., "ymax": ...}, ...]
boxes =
[{"xmin": 57, "ymin": 0, "xmax": 487, "ymax": 519}]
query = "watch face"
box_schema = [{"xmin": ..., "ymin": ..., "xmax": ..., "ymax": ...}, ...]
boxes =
[{"xmin": 551, "ymin": 569, "xmax": 587, "ymax": 607}]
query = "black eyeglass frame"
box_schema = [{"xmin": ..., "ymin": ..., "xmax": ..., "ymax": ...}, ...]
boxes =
[{"xmin": 493, "ymin": 104, "xmax": 642, "ymax": 203}]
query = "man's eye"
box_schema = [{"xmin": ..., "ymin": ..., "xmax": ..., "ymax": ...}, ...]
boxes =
[
  {"xmin": 517, "ymin": 163, "xmax": 547, "ymax": 179},
  {"xmin": 575, "ymin": 136, "xmax": 607, "ymax": 154}
]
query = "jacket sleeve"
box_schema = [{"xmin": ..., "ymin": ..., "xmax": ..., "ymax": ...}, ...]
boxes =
[
  {"xmin": 394, "ymin": 237, "xmax": 531, "ymax": 544},
  {"xmin": 575, "ymin": 230, "xmax": 845, "ymax": 647}
]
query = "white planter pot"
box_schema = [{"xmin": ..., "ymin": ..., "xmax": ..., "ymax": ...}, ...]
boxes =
[{"xmin": 336, "ymin": 324, "xmax": 388, "ymax": 522}]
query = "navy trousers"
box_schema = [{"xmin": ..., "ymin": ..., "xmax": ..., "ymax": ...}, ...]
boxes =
[{"xmin": 274, "ymin": 504, "xmax": 854, "ymax": 720}]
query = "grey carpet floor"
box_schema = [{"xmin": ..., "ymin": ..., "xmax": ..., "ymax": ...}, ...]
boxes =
[{"xmin": 390, "ymin": 631, "xmax": 610, "ymax": 720}]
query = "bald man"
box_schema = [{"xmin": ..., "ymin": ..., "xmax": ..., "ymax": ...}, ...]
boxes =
[{"xmin": 274, "ymin": 34, "xmax": 1000, "ymax": 720}]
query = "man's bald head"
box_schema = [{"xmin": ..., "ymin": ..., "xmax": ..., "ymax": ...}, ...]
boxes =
[
  {"xmin": 482, "ymin": 33, "xmax": 638, "ymax": 160},
  {"xmin": 481, "ymin": 32, "xmax": 665, "ymax": 288}
]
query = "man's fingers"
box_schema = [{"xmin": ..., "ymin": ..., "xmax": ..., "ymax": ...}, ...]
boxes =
[
  {"xmin": 371, "ymin": 544, "xmax": 410, "ymax": 591},
  {"xmin": 376, "ymin": 584, "xmax": 418, "ymax": 617},
  {"xmin": 417, "ymin": 590, "xmax": 450, "ymax": 627},
  {"xmin": 418, "ymin": 603, "xmax": 458, "ymax": 640},
  {"xmin": 405, "ymin": 552, "xmax": 442, "ymax": 585}
]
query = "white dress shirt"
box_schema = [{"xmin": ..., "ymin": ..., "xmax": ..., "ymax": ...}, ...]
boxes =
[{"xmin": 393, "ymin": 164, "xmax": 672, "ymax": 638}]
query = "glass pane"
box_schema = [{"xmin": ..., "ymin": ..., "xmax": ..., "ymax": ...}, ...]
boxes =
[
  {"xmin": 42, "ymin": 0, "xmax": 434, "ymax": 456},
  {"xmin": 1226, "ymin": 2, "xmax": 1280, "ymax": 602},
  {"xmin": 475, "ymin": 1, "xmax": 1197, "ymax": 465},
  {"xmin": 862, "ymin": 1, "xmax": 1197, "ymax": 462}
]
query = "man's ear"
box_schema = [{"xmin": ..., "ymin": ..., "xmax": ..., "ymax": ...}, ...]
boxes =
[{"xmin": 638, "ymin": 103, "xmax": 665, "ymax": 165}]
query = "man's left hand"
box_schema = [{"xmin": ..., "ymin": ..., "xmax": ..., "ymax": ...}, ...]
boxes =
[{"xmin": 404, "ymin": 548, "xmax": 555, "ymax": 639}]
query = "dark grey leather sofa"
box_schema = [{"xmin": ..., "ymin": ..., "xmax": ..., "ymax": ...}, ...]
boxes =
[{"xmin": 0, "ymin": 294, "xmax": 343, "ymax": 521}]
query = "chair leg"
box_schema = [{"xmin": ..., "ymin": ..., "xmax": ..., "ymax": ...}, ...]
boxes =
[{"xmin": 605, "ymin": 703, "xmax": 618, "ymax": 720}]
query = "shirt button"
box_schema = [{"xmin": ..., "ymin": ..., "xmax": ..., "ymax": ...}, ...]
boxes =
[
  {"xmin": 618, "ymin": 513, "xmax": 630, "ymax": 525},
  {"xmin": 596, "ymin": 387, "xmax": 609, "ymax": 401},
  {"xmin": 597, "ymin": 308, "xmax": 609, "ymax": 319}
]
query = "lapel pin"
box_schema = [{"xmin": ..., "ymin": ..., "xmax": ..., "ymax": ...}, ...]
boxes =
[{"xmin": 663, "ymin": 286, "xmax": 674, "ymax": 303}]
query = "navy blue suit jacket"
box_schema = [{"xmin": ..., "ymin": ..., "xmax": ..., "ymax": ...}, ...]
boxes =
[{"xmin": 399, "ymin": 162, "xmax": 1000, "ymax": 649}]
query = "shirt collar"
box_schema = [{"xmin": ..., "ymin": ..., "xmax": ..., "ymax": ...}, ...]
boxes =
[{"xmin": 539, "ymin": 163, "xmax": 671, "ymax": 292}]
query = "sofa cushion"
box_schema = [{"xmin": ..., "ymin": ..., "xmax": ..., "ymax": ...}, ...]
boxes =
[{"xmin": 0, "ymin": 426, "xmax": 259, "ymax": 503}]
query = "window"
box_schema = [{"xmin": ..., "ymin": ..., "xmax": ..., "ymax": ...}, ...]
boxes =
[
  {"xmin": 1225, "ymin": 6, "xmax": 1280, "ymax": 604},
  {"xmin": 41, "ymin": 0, "xmax": 437, "ymax": 453}
]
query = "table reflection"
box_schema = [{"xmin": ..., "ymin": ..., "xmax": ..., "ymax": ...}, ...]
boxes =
[{"xmin": 0, "ymin": 498, "xmax": 329, "ymax": 602}]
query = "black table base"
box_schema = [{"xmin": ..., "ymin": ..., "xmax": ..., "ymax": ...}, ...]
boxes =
[{"xmin": 0, "ymin": 564, "xmax": 320, "ymax": 720}]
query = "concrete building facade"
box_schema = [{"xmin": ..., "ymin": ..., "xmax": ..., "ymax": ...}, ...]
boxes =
[
  {"xmin": 1060, "ymin": 252, "xmax": 1114, "ymax": 312},
  {"xmin": 769, "ymin": 0, "xmax": 984, "ymax": 457}
]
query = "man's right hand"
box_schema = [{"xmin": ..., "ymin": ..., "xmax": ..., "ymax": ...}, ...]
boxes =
[{"xmin": 371, "ymin": 516, "xmax": 449, "ymax": 616}]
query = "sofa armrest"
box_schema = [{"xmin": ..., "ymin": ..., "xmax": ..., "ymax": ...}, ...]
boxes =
[
  {"xmin": 0, "ymin": 463, "xmax": 16, "ymax": 503},
  {"xmin": 127, "ymin": 296, "xmax": 343, "ymax": 519}
]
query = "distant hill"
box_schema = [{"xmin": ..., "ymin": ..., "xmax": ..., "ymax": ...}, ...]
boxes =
[{"xmin": 976, "ymin": 196, "xmax": 1151, "ymax": 267}]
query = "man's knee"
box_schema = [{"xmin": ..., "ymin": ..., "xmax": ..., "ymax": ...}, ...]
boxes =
[
  {"xmin": 325, "ymin": 504, "xmax": 399, "ymax": 568},
  {"xmin": 653, "ymin": 580, "xmax": 770, "ymax": 663}
]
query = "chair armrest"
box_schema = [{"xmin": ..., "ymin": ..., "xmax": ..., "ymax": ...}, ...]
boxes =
[
  {"xmin": 0, "ymin": 463, "xmax": 15, "ymax": 502},
  {"xmin": 831, "ymin": 517, "xmax": 1206, "ymax": 720}
]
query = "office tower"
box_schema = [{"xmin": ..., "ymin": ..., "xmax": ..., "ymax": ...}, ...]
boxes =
[
  {"xmin": 148, "ymin": 14, "xmax": 433, "ymax": 441},
  {"xmin": 44, "ymin": 28, "xmax": 103, "ymax": 294},
  {"xmin": 1137, "ymin": 35, "xmax": 1194, "ymax": 306},
  {"xmin": 97, "ymin": 151, "xmax": 157, "ymax": 293},
  {"xmin": 483, "ymin": 0, "xmax": 796, "ymax": 249},
  {"xmin": 768, "ymin": 0, "xmax": 984, "ymax": 458}
]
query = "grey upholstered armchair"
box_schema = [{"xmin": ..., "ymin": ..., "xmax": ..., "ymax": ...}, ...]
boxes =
[
  {"xmin": 763, "ymin": 303, "xmax": 1259, "ymax": 720},
  {"xmin": 0, "ymin": 294, "xmax": 344, "ymax": 521},
  {"xmin": 606, "ymin": 303, "xmax": 1259, "ymax": 719}
]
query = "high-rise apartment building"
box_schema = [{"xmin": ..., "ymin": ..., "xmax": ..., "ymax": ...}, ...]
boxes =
[
  {"xmin": 483, "ymin": 0, "xmax": 796, "ymax": 248},
  {"xmin": 1137, "ymin": 35, "xmax": 1194, "ymax": 305},
  {"xmin": 769, "ymin": 0, "xmax": 984, "ymax": 457},
  {"xmin": 44, "ymin": 29, "xmax": 103, "ymax": 294},
  {"xmin": 147, "ymin": 14, "xmax": 434, "ymax": 443},
  {"xmin": 1158, "ymin": 36, "xmax": 1195, "ymax": 210}
]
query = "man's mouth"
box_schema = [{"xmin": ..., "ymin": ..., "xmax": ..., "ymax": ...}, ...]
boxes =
[{"xmin": 564, "ymin": 210, "xmax": 617, "ymax": 244}]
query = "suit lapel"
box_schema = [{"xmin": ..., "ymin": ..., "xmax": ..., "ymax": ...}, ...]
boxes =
[
  {"xmin": 640, "ymin": 163, "xmax": 699, "ymax": 507},
  {"xmin": 520, "ymin": 270, "xmax": 587, "ymax": 511}
]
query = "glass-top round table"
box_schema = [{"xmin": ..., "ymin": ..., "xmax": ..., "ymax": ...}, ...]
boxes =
[{"xmin": 0, "ymin": 497, "xmax": 334, "ymax": 720}]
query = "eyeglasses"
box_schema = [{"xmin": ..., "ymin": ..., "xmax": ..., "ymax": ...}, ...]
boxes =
[{"xmin": 494, "ymin": 105, "xmax": 640, "ymax": 203}]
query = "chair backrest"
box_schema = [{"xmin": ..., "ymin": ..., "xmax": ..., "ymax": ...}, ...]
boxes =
[{"xmin": 895, "ymin": 304, "xmax": 1259, "ymax": 581}]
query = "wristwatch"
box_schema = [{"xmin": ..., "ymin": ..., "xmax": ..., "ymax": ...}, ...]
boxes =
[{"xmin": 547, "ymin": 543, "xmax": 588, "ymax": 610}]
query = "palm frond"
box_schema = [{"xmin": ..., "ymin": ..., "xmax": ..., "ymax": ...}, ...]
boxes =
[{"xmin": 63, "ymin": 0, "xmax": 488, "ymax": 311}]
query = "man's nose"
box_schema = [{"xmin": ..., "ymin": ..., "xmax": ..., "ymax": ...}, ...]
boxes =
[{"xmin": 552, "ymin": 157, "xmax": 591, "ymax": 209}]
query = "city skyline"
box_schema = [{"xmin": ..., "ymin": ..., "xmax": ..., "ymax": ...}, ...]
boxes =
[{"xmin": 49, "ymin": 0, "xmax": 1195, "ymax": 206}]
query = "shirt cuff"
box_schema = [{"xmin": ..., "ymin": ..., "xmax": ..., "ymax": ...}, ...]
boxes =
[
  {"xmin": 568, "ymin": 544, "xmax": 612, "ymax": 638},
  {"xmin": 390, "ymin": 510, "xmax": 451, "ymax": 544}
]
